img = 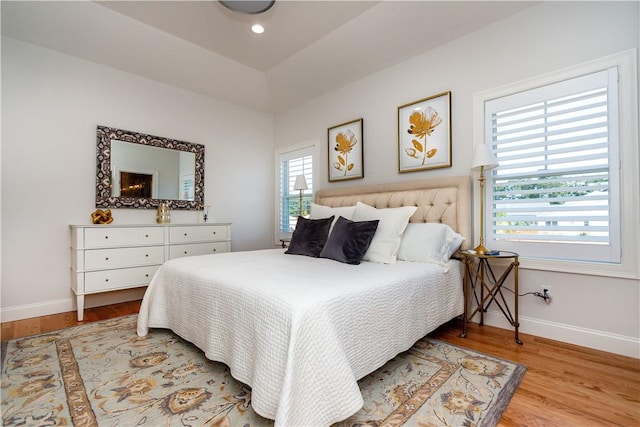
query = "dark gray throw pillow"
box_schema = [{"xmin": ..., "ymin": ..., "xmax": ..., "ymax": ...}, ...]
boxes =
[
  {"xmin": 319, "ymin": 216, "xmax": 379, "ymax": 265},
  {"xmin": 285, "ymin": 215, "xmax": 334, "ymax": 257}
]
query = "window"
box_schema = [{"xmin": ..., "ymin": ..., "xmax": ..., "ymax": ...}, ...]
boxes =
[
  {"xmin": 475, "ymin": 50, "xmax": 638, "ymax": 278},
  {"xmin": 276, "ymin": 144, "xmax": 314, "ymax": 240},
  {"xmin": 486, "ymin": 68, "xmax": 619, "ymax": 263}
]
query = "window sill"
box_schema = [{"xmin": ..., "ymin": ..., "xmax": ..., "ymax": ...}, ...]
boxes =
[{"xmin": 517, "ymin": 256, "xmax": 639, "ymax": 279}]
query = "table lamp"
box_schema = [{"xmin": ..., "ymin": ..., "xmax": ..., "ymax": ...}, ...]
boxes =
[
  {"xmin": 471, "ymin": 144, "xmax": 499, "ymax": 254},
  {"xmin": 293, "ymin": 175, "xmax": 308, "ymax": 217}
]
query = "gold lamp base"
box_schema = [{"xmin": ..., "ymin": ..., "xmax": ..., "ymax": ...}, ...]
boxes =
[
  {"xmin": 299, "ymin": 190, "xmax": 304, "ymax": 217},
  {"xmin": 472, "ymin": 144, "xmax": 499, "ymax": 256},
  {"xmin": 474, "ymin": 244, "xmax": 489, "ymax": 255},
  {"xmin": 474, "ymin": 164, "xmax": 490, "ymax": 255}
]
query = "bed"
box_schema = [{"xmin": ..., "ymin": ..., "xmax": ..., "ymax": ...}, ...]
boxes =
[{"xmin": 137, "ymin": 176, "xmax": 471, "ymax": 426}]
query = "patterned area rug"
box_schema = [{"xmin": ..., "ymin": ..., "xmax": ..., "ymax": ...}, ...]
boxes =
[{"xmin": 1, "ymin": 315, "xmax": 525, "ymax": 427}]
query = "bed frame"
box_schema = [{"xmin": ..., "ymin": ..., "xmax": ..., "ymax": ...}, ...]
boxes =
[{"xmin": 315, "ymin": 175, "xmax": 472, "ymax": 249}]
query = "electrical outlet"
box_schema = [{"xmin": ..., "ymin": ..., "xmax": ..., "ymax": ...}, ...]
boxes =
[{"xmin": 540, "ymin": 286, "xmax": 552, "ymax": 303}]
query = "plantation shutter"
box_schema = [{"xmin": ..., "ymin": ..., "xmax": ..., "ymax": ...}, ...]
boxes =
[
  {"xmin": 485, "ymin": 67, "xmax": 620, "ymax": 262},
  {"xmin": 279, "ymin": 147, "xmax": 313, "ymax": 237}
]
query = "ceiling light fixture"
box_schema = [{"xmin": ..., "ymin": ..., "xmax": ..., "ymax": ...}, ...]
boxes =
[
  {"xmin": 251, "ymin": 24, "xmax": 265, "ymax": 34},
  {"xmin": 219, "ymin": 0, "xmax": 275, "ymax": 15}
]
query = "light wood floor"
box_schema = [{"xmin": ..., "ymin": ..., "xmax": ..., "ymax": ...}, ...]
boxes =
[{"xmin": 2, "ymin": 301, "xmax": 639, "ymax": 426}]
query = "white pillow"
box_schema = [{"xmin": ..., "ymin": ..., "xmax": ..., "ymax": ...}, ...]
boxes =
[
  {"xmin": 309, "ymin": 203, "xmax": 356, "ymax": 230},
  {"xmin": 397, "ymin": 222, "xmax": 465, "ymax": 265},
  {"xmin": 352, "ymin": 202, "xmax": 417, "ymax": 264}
]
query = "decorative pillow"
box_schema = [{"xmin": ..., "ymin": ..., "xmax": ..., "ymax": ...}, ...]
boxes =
[
  {"xmin": 310, "ymin": 203, "xmax": 356, "ymax": 230},
  {"xmin": 397, "ymin": 222, "xmax": 465, "ymax": 265},
  {"xmin": 351, "ymin": 202, "xmax": 417, "ymax": 264},
  {"xmin": 319, "ymin": 216, "xmax": 379, "ymax": 265},
  {"xmin": 285, "ymin": 215, "xmax": 334, "ymax": 257}
]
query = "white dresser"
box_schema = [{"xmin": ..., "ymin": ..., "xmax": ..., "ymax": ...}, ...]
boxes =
[{"xmin": 70, "ymin": 223, "xmax": 231, "ymax": 320}]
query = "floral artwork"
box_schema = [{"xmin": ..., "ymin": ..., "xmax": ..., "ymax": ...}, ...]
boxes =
[
  {"xmin": 328, "ymin": 118, "xmax": 363, "ymax": 182},
  {"xmin": 334, "ymin": 130, "xmax": 358, "ymax": 174},
  {"xmin": 406, "ymin": 107, "xmax": 442, "ymax": 164},
  {"xmin": 398, "ymin": 91, "xmax": 452, "ymax": 172}
]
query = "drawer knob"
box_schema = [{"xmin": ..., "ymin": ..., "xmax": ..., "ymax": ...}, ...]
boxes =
[
  {"xmin": 145, "ymin": 234, "xmax": 149, "ymax": 238},
  {"xmin": 184, "ymin": 251, "xmax": 188, "ymax": 254},
  {"xmin": 104, "ymin": 236, "xmax": 109, "ymax": 239},
  {"xmin": 145, "ymin": 254, "xmax": 149, "ymax": 257},
  {"xmin": 213, "ymin": 249, "xmax": 216, "ymax": 252},
  {"xmin": 145, "ymin": 274, "xmax": 149, "ymax": 277},
  {"xmin": 184, "ymin": 233, "xmax": 188, "ymax": 236},
  {"xmin": 105, "ymin": 278, "xmax": 109, "ymax": 282},
  {"xmin": 105, "ymin": 257, "xmax": 109, "ymax": 261},
  {"xmin": 213, "ymin": 231, "xmax": 216, "ymax": 235}
]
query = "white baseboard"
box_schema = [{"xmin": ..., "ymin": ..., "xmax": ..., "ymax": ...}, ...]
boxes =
[
  {"xmin": 475, "ymin": 310, "xmax": 640, "ymax": 359},
  {"xmin": 1, "ymin": 298, "xmax": 74, "ymax": 323},
  {"xmin": 0, "ymin": 289, "xmax": 146, "ymax": 323}
]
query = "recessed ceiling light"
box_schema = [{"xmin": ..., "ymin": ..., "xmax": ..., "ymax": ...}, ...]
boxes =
[{"xmin": 251, "ymin": 24, "xmax": 265, "ymax": 34}]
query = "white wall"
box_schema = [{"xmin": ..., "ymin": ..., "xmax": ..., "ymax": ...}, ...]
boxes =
[
  {"xmin": 1, "ymin": 37, "xmax": 275, "ymax": 321},
  {"xmin": 274, "ymin": 2, "xmax": 640, "ymax": 357}
]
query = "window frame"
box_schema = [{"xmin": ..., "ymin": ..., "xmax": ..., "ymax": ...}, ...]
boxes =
[
  {"xmin": 274, "ymin": 141, "xmax": 318, "ymax": 245},
  {"xmin": 472, "ymin": 49, "xmax": 639, "ymax": 279}
]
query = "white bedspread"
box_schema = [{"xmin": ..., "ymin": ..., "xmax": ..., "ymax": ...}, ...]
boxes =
[{"xmin": 137, "ymin": 249, "xmax": 463, "ymax": 426}]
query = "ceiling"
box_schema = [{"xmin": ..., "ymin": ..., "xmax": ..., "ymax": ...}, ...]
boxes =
[{"xmin": 1, "ymin": 1, "xmax": 535, "ymax": 113}]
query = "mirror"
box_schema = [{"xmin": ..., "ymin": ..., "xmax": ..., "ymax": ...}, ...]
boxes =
[{"xmin": 96, "ymin": 125, "xmax": 204, "ymax": 210}]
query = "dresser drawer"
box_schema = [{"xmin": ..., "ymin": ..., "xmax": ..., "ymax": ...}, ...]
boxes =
[
  {"xmin": 84, "ymin": 227, "xmax": 164, "ymax": 248},
  {"xmin": 84, "ymin": 246, "xmax": 165, "ymax": 270},
  {"xmin": 84, "ymin": 265, "xmax": 159, "ymax": 293},
  {"xmin": 170, "ymin": 225, "xmax": 228, "ymax": 243},
  {"xmin": 170, "ymin": 241, "xmax": 229, "ymax": 259}
]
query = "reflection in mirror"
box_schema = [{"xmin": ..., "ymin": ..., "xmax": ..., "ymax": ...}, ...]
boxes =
[
  {"xmin": 110, "ymin": 140, "xmax": 196, "ymax": 200},
  {"xmin": 96, "ymin": 126, "xmax": 204, "ymax": 210}
]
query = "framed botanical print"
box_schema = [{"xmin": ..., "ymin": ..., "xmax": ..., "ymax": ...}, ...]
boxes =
[
  {"xmin": 397, "ymin": 91, "xmax": 451, "ymax": 173},
  {"xmin": 328, "ymin": 118, "xmax": 364, "ymax": 182}
]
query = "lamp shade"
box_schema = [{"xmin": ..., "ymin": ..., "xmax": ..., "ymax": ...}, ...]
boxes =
[
  {"xmin": 471, "ymin": 143, "xmax": 499, "ymax": 171},
  {"xmin": 293, "ymin": 175, "xmax": 308, "ymax": 191}
]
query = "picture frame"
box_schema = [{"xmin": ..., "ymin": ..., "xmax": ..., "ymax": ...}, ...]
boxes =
[
  {"xmin": 328, "ymin": 118, "xmax": 364, "ymax": 182},
  {"xmin": 397, "ymin": 91, "xmax": 452, "ymax": 173}
]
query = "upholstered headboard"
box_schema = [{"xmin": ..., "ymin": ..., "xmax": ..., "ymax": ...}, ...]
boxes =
[{"xmin": 315, "ymin": 176, "xmax": 471, "ymax": 249}]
